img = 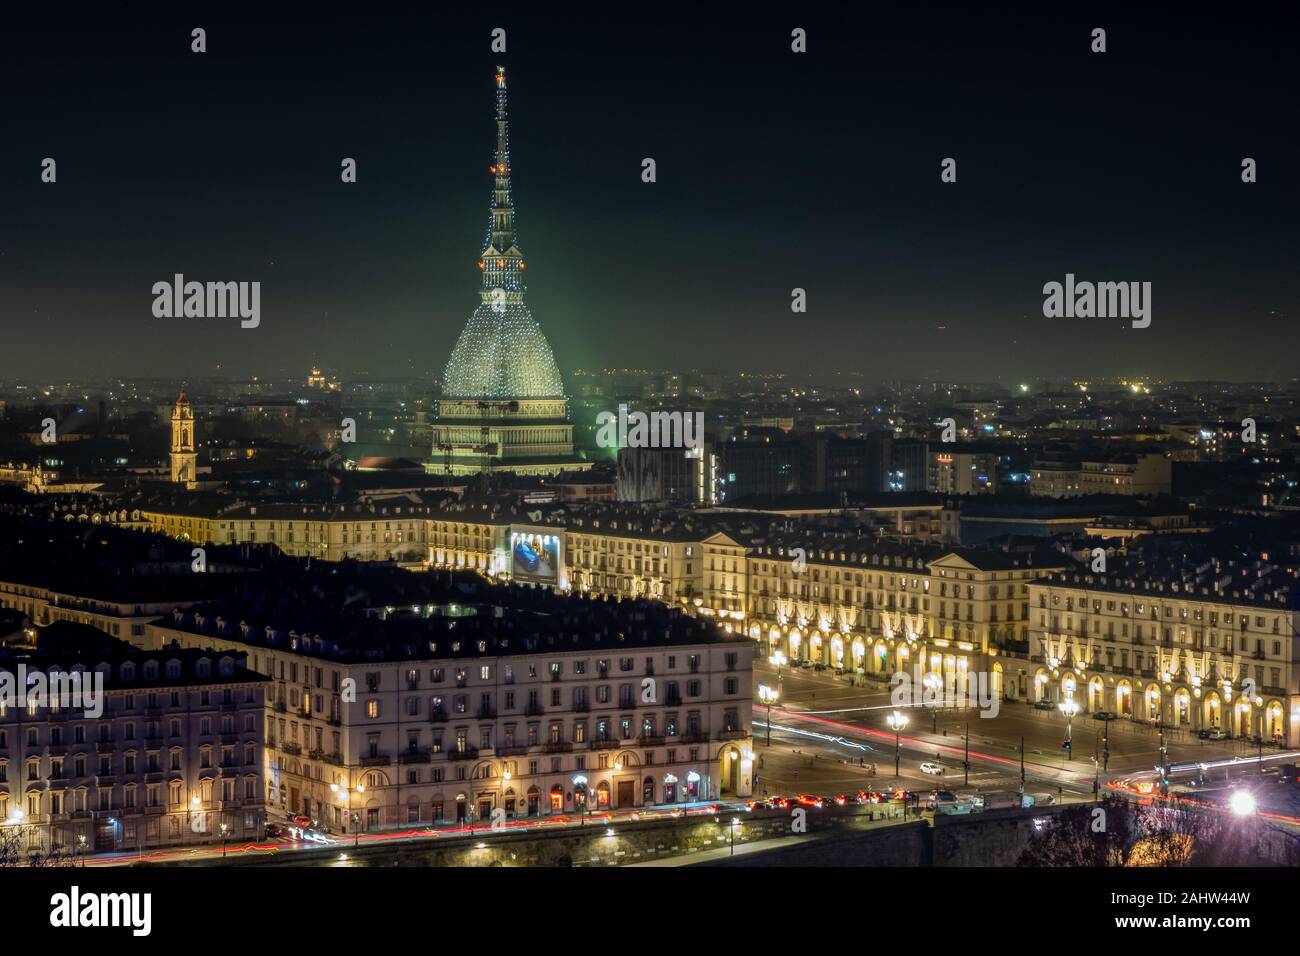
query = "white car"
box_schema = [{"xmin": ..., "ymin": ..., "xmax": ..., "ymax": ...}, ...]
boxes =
[{"xmin": 919, "ymin": 762, "xmax": 945, "ymax": 776}]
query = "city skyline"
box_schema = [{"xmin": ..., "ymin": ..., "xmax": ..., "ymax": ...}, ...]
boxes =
[{"xmin": 2, "ymin": 6, "xmax": 1296, "ymax": 383}]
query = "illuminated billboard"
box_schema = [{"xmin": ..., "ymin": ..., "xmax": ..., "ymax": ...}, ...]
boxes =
[{"xmin": 510, "ymin": 530, "xmax": 560, "ymax": 585}]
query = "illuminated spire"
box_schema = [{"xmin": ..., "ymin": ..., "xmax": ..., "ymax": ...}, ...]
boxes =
[{"xmin": 442, "ymin": 67, "xmax": 564, "ymax": 400}]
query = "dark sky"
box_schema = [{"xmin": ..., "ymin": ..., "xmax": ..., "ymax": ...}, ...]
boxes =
[{"xmin": 1, "ymin": 2, "xmax": 1296, "ymax": 384}]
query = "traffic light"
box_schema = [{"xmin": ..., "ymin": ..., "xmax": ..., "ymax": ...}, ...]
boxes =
[{"xmin": 1061, "ymin": 739, "xmax": 1071, "ymax": 751}]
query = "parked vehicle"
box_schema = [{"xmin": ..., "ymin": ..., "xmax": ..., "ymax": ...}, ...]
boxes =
[
  {"xmin": 1033, "ymin": 699, "xmax": 1056, "ymax": 711},
  {"xmin": 1198, "ymin": 728, "xmax": 1227, "ymax": 740},
  {"xmin": 1092, "ymin": 711, "xmax": 1116, "ymax": 721}
]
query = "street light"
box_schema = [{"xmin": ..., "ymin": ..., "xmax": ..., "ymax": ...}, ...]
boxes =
[
  {"xmin": 924, "ymin": 672, "xmax": 942, "ymax": 733},
  {"xmin": 502, "ymin": 770, "xmax": 511, "ymax": 821},
  {"xmin": 219, "ymin": 822, "xmax": 229, "ymax": 858},
  {"xmin": 77, "ymin": 833, "xmax": 86, "ymax": 867},
  {"xmin": 757, "ymin": 684, "xmax": 779, "ymax": 746},
  {"xmin": 572, "ymin": 774, "xmax": 589, "ymax": 825},
  {"xmin": 729, "ymin": 816, "xmax": 740, "ymax": 856},
  {"xmin": 331, "ymin": 781, "xmax": 366, "ymax": 848},
  {"xmin": 1059, "ymin": 699, "xmax": 1078, "ymax": 762},
  {"xmin": 887, "ymin": 711, "xmax": 908, "ymax": 780}
]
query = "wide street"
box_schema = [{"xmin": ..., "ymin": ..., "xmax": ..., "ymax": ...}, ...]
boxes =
[{"xmin": 751, "ymin": 659, "xmax": 1278, "ymax": 806}]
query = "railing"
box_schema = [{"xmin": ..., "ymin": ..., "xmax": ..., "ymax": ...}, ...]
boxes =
[
  {"xmin": 476, "ymin": 707, "xmax": 497, "ymax": 720},
  {"xmin": 720, "ymin": 729, "xmax": 748, "ymax": 740},
  {"xmin": 359, "ymin": 753, "xmax": 390, "ymax": 766},
  {"xmin": 524, "ymin": 703, "xmax": 544, "ymax": 716},
  {"xmin": 399, "ymin": 750, "xmax": 431, "ymax": 764},
  {"xmin": 589, "ymin": 739, "xmax": 619, "ymax": 751},
  {"xmin": 543, "ymin": 742, "xmax": 573, "ymax": 754},
  {"xmin": 637, "ymin": 735, "xmax": 665, "ymax": 747},
  {"xmin": 447, "ymin": 748, "xmax": 478, "ymax": 762},
  {"xmin": 429, "ymin": 709, "xmax": 448, "ymax": 722},
  {"xmin": 680, "ymin": 733, "xmax": 708, "ymax": 744},
  {"xmin": 664, "ymin": 695, "xmax": 683, "ymax": 707}
]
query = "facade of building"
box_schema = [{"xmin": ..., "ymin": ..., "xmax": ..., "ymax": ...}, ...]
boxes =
[
  {"xmin": 1023, "ymin": 567, "xmax": 1300, "ymax": 745},
  {"xmin": 1031, "ymin": 451, "xmax": 1170, "ymax": 498},
  {"xmin": 0, "ymin": 639, "xmax": 266, "ymax": 855},
  {"xmin": 151, "ymin": 603, "xmax": 754, "ymax": 833}
]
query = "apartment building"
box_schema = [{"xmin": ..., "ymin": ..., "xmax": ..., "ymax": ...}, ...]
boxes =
[
  {"xmin": 742, "ymin": 537, "xmax": 1061, "ymax": 698},
  {"xmin": 149, "ymin": 586, "xmax": 754, "ymax": 834},
  {"xmin": 0, "ymin": 628, "xmax": 266, "ymax": 856},
  {"xmin": 1023, "ymin": 561, "xmax": 1300, "ymax": 745}
]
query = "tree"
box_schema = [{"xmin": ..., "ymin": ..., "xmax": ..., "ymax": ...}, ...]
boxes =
[
  {"xmin": 1017, "ymin": 796, "xmax": 1135, "ymax": 866},
  {"xmin": 0, "ymin": 825, "xmax": 77, "ymax": 867}
]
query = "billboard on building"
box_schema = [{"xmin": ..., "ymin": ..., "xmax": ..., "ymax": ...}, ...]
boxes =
[{"xmin": 511, "ymin": 530, "xmax": 561, "ymax": 584}]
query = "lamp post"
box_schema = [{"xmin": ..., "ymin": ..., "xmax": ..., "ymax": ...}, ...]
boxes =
[
  {"xmin": 757, "ymin": 684, "xmax": 779, "ymax": 746},
  {"xmin": 502, "ymin": 769, "xmax": 511, "ymax": 822},
  {"xmin": 924, "ymin": 672, "xmax": 941, "ymax": 733},
  {"xmin": 331, "ymin": 781, "xmax": 365, "ymax": 848},
  {"xmin": 887, "ymin": 711, "xmax": 907, "ymax": 781},
  {"xmin": 77, "ymin": 833, "xmax": 86, "ymax": 867},
  {"xmin": 220, "ymin": 822, "xmax": 229, "ymax": 859},
  {"xmin": 1059, "ymin": 698, "xmax": 1078, "ymax": 762},
  {"xmin": 729, "ymin": 816, "xmax": 740, "ymax": 856},
  {"xmin": 572, "ymin": 774, "xmax": 589, "ymax": 826}
]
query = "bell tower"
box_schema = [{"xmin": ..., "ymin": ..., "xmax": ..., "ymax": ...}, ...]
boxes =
[{"xmin": 170, "ymin": 388, "xmax": 197, "ymax": 487}]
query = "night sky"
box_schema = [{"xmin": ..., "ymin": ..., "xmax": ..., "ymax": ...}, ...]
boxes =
[{"xmin": 1, "ymin": 3, "xmax": 1296, "ymax": 383}]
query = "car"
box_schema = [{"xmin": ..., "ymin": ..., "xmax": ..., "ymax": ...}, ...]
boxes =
[
  {"xmin": 292, "ymin": 814, "xmax": 312, "ymax": 829},
  {"xmin": 796, "ymin": 793, "xmax": 827, "ymax": 808},
  {"xmin": 1261, "ymin": 766, "xmax": 1280, "ymax": 777},
  {"xmin": 1092, "ymin": 711, "xmax": 1116, "ymax": 721},
  {"xmin": 1033, "ymin": 700, "xmax": 1056, "ymax": 711},
  {"xmin": 1198, "ymin": 728, "xmax": 1227, "ymax": 740},
  {"xmin": 929, "ymin": 789, "xmax": 958, "ymax": 803},
  {"xmin": 920, "ymin": 762, "xmax": 945, "ymax": 775},
  {"xmin": 300, "ymin": 828, "xmax": 334, "ymax": 844},
  {"xmin": 797, "ymin": 660, "xmax": 815, "ymax": 669},
  {"xmin": 264, "ymin": 823, "xmax": 284, "ymax": 839},
  {"xmin": 832, "ymin": 793, "xmax": 851, "ymax": 806}
]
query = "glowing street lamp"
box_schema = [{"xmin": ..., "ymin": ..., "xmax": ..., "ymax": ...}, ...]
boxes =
[
  {"xmin": 887, "ymin": 711, "xmax": 908, "ymax": 780},
  {"xmin": 331, "ymin": 781, "xmax": 366, "ymax": 848},
  {"xmin": 1229, "ymin": 789, "xmax": 1257, "ymax": 817},
  {"xmin": 757, "ymin": 684, "xmax": 779, "ymax": 746},
  {"xmin": 1059, "ymin": 699, "xmax": 1078, "ymax": 761}
]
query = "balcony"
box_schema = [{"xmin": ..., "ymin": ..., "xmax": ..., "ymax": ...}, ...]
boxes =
[
  {"xmin": 429, "ymin": 709, "xmax": 448, "ymax": 722},
  {"xmin": 572, "ymin": 701, "xmax": 591, "ymax": 713},
  {"xmin": 664, "ymin": 695, "xmax": 683, "ymax": 707},
  {"xmin": 399, "ymin": 750, "xmax": 431, "ymax": 765},
  {"xmin": 524, "ymin": 703, "xmax": 544, "ymax": 717},
  {"xmin": 476, "ymin": 707, "xmax": 497, "ymax": 720},
  {"xmin": 543, "ymin": 741, "xmax": 573, "ymax": 754},
  {"xmin": 680, "ymin": 732, "xmax": 708, "ymax": 744},
  {"xmin": 637, "ymin": 735, "xmax": 665, "ymax": 747},
  {"xmin": 589, "ymin": 739, "xmax": 619, "ymax": 751},
  {"xmin": 95, "ymin": 740, "xmax": 115, "ymax": 752},
  {"xmin": 281, "ymin": 742, "xmax": 302, "ymax": 756},
  {"xmin": 447, "ymin": 748, "xmax": 478, "ymax": 762},
  {"xmin": 720, "ymin": 729, "xmax": 748, "ymax": 741},
  {"xmin": 497, "ymin": 745, "xmax": 529, "ymax": 757}
]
